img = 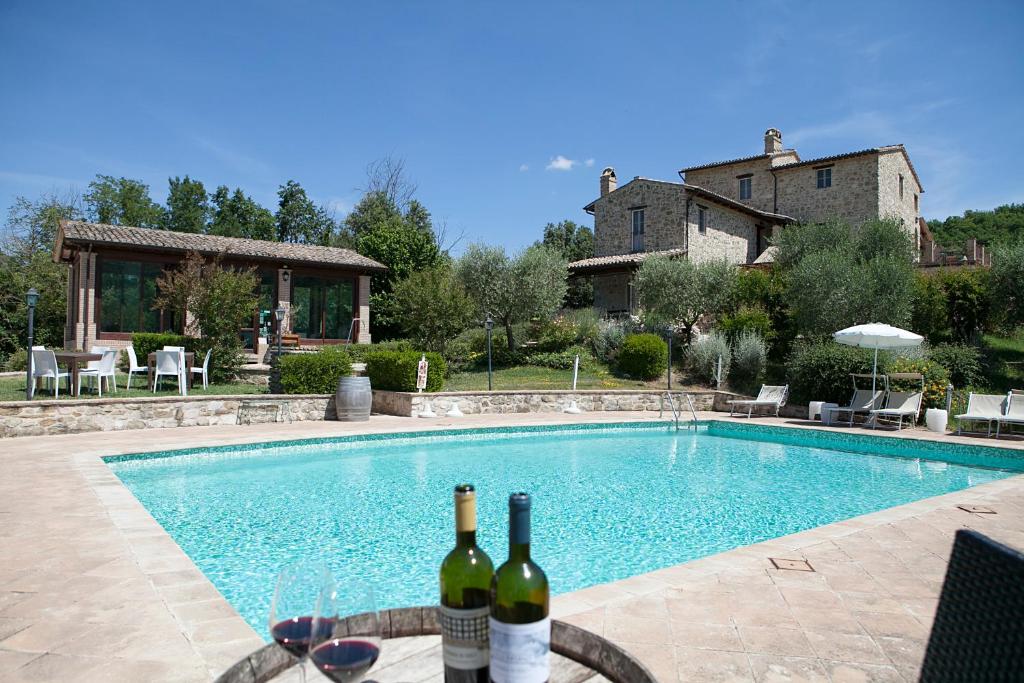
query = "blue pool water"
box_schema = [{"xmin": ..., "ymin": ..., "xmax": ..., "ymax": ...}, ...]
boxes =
[{"xmin": 107, "ymin": 423, "xmax": 1020, "ymax": 638}]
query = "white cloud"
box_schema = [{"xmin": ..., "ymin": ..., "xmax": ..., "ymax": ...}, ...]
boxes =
[
  {"xmin": 584, "ymin": 158, "xmax": 595, "ymax": 167},
  {"xmin": 519, "ymin": 163, "xmax": 529, "ymax": 172},
  {"xmin": 546, "ymin": 155, "xmax": 577, "ymax": 171}
]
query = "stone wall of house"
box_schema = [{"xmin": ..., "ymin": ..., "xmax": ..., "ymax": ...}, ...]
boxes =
[
  {"xmin": 686, "ymin": 202, "xmax": 759, "ymax": 264},
  {"xmin": 591, "ymin": 180, "xmax": 688, "ymax": 256},
  {"xmin": 877, "ymin": 150, "xmax": 922, "ymax": 245},
  {"xmin": 0, "ymin": 395, "xmax": 334, "ymax": 438},
  {"xmin": 683, "ymin": 158, "xmax": 777, "ymax": 214},
  {"xmin": 774, "ymin": 154, "xmax": 880, "ymax": 226},
  {"xmin": 593, "ymin": 272, "xmax": 631, "ymax": 312},
  {"xmin": 372, "ymin": 389, "xmax": 737, "ymax": 417}
]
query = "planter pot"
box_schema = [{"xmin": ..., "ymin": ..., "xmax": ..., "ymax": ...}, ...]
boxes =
[{"xmin": 336, "ymin": 376, "xmax": 372, "ymax": 422}]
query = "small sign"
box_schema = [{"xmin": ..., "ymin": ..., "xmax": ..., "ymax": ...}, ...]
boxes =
[{"xmin": 416, "ymin": 355, "xmax": 429, "ymax": 391}]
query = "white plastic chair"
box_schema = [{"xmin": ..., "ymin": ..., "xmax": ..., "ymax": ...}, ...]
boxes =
[
  {"xmin": 125, "ymin": 345, "xmax": 148, "ymax": 390},
  {"xmin": 153, "ymin": 350, "xmax": 185, "ymax": 395},
  {"xmin": 31, "ymin": 349, "xmax": 69, "ymax": 398},
  {"xmin": 163, "ymin": 346, "xmax": 184, "ymax": 353},
  {"xmin": 85, "ymin": 346, "xmax": 109, "ymax": 372},
  {"xmin": 78, "ymin": 349, "xmax": 117, "ymax": 397},
  {"xmin": 191, "ymin": 348, "xmax": 212, "ymax": 390}
]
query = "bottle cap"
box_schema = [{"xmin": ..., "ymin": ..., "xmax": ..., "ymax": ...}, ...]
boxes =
[
  {"xmin": 455, "ymin": 484, "xmax": 477, "ymax": 532},
  {"xmin": 509, "ymin": 492, "xmax": 530, "ymax": 510}
]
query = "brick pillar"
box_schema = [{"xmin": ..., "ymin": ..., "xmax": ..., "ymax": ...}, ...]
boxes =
[
  {"xmin": 357, "ymin": 275, "xmax": 371, "ymax": 343},
  {"xmin": 277, "ymin": 268, "xmax": 292, "ymax": 332},
  {"xmin": 83, "ymin": 252, "xmax": 97, "ymax": 349},
  {"xmin": 965, "ymin": 238, "xmax": 977, "ymax": 263}
]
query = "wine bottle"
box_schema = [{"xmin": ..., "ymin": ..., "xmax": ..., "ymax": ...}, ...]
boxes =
[
  {"xmin": 489, "ymin": 493, "xmax": 550, "ymax": 683},
  {"xmin": 440, "ymin": 484, "xmax": 495, "ymax": 683}
]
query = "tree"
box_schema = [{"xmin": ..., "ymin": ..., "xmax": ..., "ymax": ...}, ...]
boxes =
[
  {"xmin": 774, "ymin": 218, "xmax": 916, "ymax": 338},
  {"xmin": 456, "ymin": 244, "xmax": 567, "ymax": 351},
  {"xmin": 392, "ymin": 265, "xmax": 474, "ymax": 354},
  {"xmin": 209, "ymin": 186, "xmax": 276, "ymax": 240},
  {"xmin": 154, "ymin": 252, "xmax": 259, "ymax": 381},
  {"xmin": 633, "ymin": 256, "xmax": 737, "ymax": 346},
  {"xmin": 0, "ymin": 192, "xmax": 82, "ymax": 363},
  {"xmin": 537, "ymin": 220, "xmax": 594, "ymax": 308},
  {"xmin": 989, "ymin": 238, "xmax": 1024, "ymax": 331},
  {"xmin": 84, "ymin": 175, "xmax": 164, "ymax": 227},
  {"xmin": 275, "ymin": 180, "xmax": 335, "ymax": 244},
  {"xmin": 928, "ymin": 203, "xmax": 1024, "ymax": 249},
  {"xmin": 362, "ymin": 156, "xmax": 417, "ymax": 211},
  {"xmin": 163, "ymin": 175, "xmax": 209, "ymax": 233}
]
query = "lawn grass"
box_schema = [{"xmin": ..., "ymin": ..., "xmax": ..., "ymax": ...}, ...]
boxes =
[
  {"xmin": 0, "ymin": 373, "xmax": 267, "ymax": 402},
  {"xmin": 983, "ymin": 331, "xmax": 1024, "ymax": 392},
  {"xmin": 443, "ymin": 365, "xmax": 657, "ymax": 392}
]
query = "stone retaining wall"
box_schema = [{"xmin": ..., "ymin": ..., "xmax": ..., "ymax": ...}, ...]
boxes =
[
  {"xmin": 0, "ymin": 395, "xmax": 334, "ymax": 438},
  {"xmin": 372, "ymin": 390, "xmax": 739, "ymax": 418}
]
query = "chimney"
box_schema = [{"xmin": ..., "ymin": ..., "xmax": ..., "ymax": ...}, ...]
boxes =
[
  {"xmin": 600, "ymin": 167, "xmax": 617, "ymax": 197},
  {"xmin": 764, "ymin": 128, "xmax": 783, "ymax": 154}
]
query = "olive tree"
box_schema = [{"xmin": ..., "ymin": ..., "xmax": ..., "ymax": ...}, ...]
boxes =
[
  {"xmin": 989, "ymin": 237, "xmax": 1024, "ymax": 331},
  {"xmin": 393, "ymin": 265, "xmax": 474, "ymax": 354},
  {"xmin": 633, "ymin": 256, "xmax": 737, "ymax": 346},
  {"xmin": 456, "ymin": 244, "xmax": 567, "ymax": 350}
]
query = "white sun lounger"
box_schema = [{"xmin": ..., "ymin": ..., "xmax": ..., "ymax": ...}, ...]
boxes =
[
  {"xmin": 995, "ymin": 391, "xmax": 1024, "ymax": 438},
  {"xmin": 955, "ymin": 393, "xmax": 1008, "ymax": 437},
  {"xmin": 832, "ymin": 389, "xmax": 884, "ymax": 427},
  {"xmin": 869, "ymin": 391, "xmax": 923, "ymax": 431},
  {"xmin": 728, "ymin": 385, "xmax": 788, "ymax": 418}
]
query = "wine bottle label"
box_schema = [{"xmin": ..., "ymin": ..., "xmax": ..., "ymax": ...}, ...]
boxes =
[
  {"xmin": 488, "ymin": 617, "xmax": 550, "ymax": 683},
  {"xmin": 441, "ymin": 605, "xmax": 490, "ymax": 670}
]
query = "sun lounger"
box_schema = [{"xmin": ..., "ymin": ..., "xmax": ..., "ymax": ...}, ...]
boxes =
[
  {"xmin": 995, "ymin": 391, "xmax": 1024, "ymax": 438},
  {"xmin": 831, "ymin": 389, "xmax": 884, "ymax": 426},
  {"xmin": 870, "ymin": 391, "xmax": 923, "ymax": 430},
  {"xmin": 954, "ymin": 393, "xmax": 1008, "ymax": 437},
  {"xmin": 728, "ymin": 385, "xmax": 788, "ymax": 418}
]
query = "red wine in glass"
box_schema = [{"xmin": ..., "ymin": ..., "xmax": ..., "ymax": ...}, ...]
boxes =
[
  {"xmin": 271, "ymin": 616, "xmax": 334, "ymax": 658},
  {"xmin": 310, "ymin": 639, "xmax": 380, "ymax": 683}
]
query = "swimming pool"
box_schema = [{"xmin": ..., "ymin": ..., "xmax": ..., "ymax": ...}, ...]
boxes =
[{"xmin": 107, "ymin": 422, "xmax": 1022, "ymax": 638}]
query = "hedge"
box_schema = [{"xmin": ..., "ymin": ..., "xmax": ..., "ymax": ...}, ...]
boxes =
[
  {"xmin": 278, "ymin": 347, "xmax": 353, "ymax": 394},
  {"xmin": 617, "ymin": 333, "xmax": 666, "ymax": 381},
  {"xmin": 346, "ymin": 340, "xmax": 414, "ymax": 363},
  {"xmin": 130, "ymin": 332, "xmax": 196, "ymax": 361},
  {"xmin": 365, "ymin": 351, "xmax": 446, "ymax": 392},
  {"xmin": 786, "ymin": 341, "xmax": 878, "ymax": 405}
]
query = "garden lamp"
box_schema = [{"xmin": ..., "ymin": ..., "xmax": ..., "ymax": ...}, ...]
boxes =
[{"xmin": 25, "ymin": 288, "xmax": 38, "ymax": 401}]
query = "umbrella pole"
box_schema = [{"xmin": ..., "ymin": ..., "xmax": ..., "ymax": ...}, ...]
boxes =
[{"xmin": 872, "ymin": 347, "xmax": 878, "ymax": 398}]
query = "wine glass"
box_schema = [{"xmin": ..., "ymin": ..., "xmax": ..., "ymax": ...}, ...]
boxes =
[
  {"xmin": 268, "ymin": 560, "xmax": 335, "ymax": 682},
  {"xmin": 308, "ymin": 579, "xmax": 381, "ymax": 683}
]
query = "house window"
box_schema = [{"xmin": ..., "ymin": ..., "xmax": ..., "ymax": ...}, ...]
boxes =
[
  {"xmin": 738, "ymin": 177, "xmax": 752, "ymax": 201},
  {"xmin": 816, "ymin": 167, "xmax": 832, "ymax": 189},
  {"xmin": 290, "ymin": 275, "xmax": 355, "ymax": 340},
  {"xmin": 98, "ymin": 259, "xmax": 173, "ymax": 334},
  {"xmin": 697, "ymin": 205, "xmax": 708, "ymax": 234},
  {"xmin": 914, "ymin": 194, "xmax": 919, "ymax": 213},
  {"xmin": 899, "ymin": 174, "xmax": 904, "ymax": 199},
  {"xmin": 631, "ymin": 209, "xmax": 645, "ymax": 251}
]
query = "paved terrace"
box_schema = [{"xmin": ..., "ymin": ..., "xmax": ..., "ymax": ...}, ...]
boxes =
[{"xmin": 0, "ymin": 413, "xmax": 1022, "ymax": 682}]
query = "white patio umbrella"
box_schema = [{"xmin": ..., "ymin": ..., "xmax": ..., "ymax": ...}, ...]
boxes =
[{"xmin": 833, "ymin": 323, "xmax": 924, "ymax": 398}]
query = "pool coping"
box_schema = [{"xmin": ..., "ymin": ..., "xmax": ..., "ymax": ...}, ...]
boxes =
[{"xmin": 2, "ymin": 412, "xmax": 1023, "ymax": 681}]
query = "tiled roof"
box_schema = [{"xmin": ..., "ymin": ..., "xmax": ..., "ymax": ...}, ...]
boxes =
[
  {"xmin": 681, "ymin": 184, "xmax": 794, "ymax": 223},
  {"xmin": 55, "ymin": 221, "xmax": 387, "ymax": 271},
  {"xmin": 772, "ymin": 145, "xmax": 923, "ymax": 191},
  {"xmin": 679, "ymin": 153, "xmax": 771, "ymax": 173},
  {"xmin": 568, "ymin": 248, "xmax": 686, "ymax": 273}
]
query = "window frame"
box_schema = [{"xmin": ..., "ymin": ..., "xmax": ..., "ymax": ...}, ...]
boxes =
[
  {"xmin": 95, "ymin": 256, "xmax": 178, "ymax": 339},
  {"xmin": 816, "ymin": 167, "xmax": 832, "ymax": 189},
  {"xmin": 631, "ymin": 208, "xmax": 645, "ymax": 252},
  {"xmin": 697, "ymin": 205, "xmax": 708, "ymax": 234},
  {"xmin": 289, "ymin": 273, "xmax": 358, "ymax": 341},
  {"xmin": 899, "ymin": 173, "xmax": 905, "ymax": 199},
  {"xmin": 738, "ymin": 176, "xmax": 752, "ymax": 201}
]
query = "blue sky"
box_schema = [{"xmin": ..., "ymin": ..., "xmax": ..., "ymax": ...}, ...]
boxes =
[{"xmin": 1, "ymin": 0, "xmax": 1022, "ymax": 253}]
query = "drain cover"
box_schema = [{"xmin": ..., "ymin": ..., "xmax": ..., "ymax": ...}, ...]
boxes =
[{"xmin": 769, "ymin": 557, "xmax": 815, "ymax": 572}]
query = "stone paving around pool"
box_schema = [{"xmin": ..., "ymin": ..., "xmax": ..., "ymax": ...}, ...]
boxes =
[{"xmin": 0, "ymin": 413, "xmax": 1022, "ymax": 682}]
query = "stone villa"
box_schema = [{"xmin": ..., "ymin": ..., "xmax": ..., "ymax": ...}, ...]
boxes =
[{"xmin": 569, "ymin": 128, "xmax": 924, "ymax": 313}]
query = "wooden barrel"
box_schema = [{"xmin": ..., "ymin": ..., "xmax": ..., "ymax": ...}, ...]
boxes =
[{"xmin": 335, "ymin": 376, "xmax": 372, "ymax": 421}]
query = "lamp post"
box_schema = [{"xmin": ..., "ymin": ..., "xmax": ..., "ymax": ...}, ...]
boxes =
[
  {"xmin": 484, "ymin": 313, "xmax": 494, "ymax": 392},
  {"xmin": 274, "ymin": 307, "xmax": 285, "ymax": 359},
  {"xmin": 25, "ymin": 288, "xmax": 38, "ymax": 401}
]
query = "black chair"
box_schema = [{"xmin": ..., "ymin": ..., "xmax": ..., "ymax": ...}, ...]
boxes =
[{"xmin": 919, "ymin": 529, "xmax": 1024, "ymax": 682}]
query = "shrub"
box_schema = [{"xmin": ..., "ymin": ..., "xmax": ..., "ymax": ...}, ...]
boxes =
[
  {"xmin": 592, "ymin": 318, "xmax": 630, "ymax": 364},
  {"xmin": 911, "ymin": 273, "xmax": 949, "ymax": 343},
  {"xmin": 687, "ymin": 331, "xmax": 731, "ymax": 386},
  {"xmin": 532, "ymin": 316, "xmax": 579, "ymax": 352},
  {"xmin": 527, "ymin": 345, "xmax": 593, "ymax": 370},
  {"xmin": 939, "ymin": 268, "xmax": 990, "ymax": 342},
  {"xmin": 616, "ymin": 333, "xmax": 667, "ymax": 380},
  {"xmin": 278, "ymin": 347, "xmax": 353, "ymax": 394},
  {"xmin": 365, "ymin": 350, "xmax": 446, "ymax": 392},
  {"xmin": 928, "ymin": 343, "xmax": 983, "ymax": 388},
  {"xmin": 731, "ymin": 331, "xmax": 766, "ymax": 393},
  {"xmin": 393, "ymin": 265, "xmax": 474, "ymax": 354},
  {"xmin": 719, "ymin": 306, "xmax": 774, "ymax": 344},
  {"xmin": 786, "ymin": 340, "xmax": 877, "ymax": 404},
  {"xmin": 3, "ymin": 348, "xmax": 28, "ymax": 372},
  {"xmin": 887, "ymin": 357, "xmax": 949, "ymax": 411},
  {"xmin": 346, "ymin": 341, "xmax": 413, "ymax": 363},
  {"xmin": 561, "ymin": 308, "xmax": 601, "ymax": 346},
  {"xmin": 131, "ymin": 332, "xmax": 194, "ymax": 361}
]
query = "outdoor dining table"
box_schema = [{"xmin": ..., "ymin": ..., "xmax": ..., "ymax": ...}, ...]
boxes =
[
  {"xmin": 52, "ymin": 351, "xmax": 102, "ymax": 397},
  {"xmin": 146, "ymin": 351, "xmax": 195, "ymax": 390}
]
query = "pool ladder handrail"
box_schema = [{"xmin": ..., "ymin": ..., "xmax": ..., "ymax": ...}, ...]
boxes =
[{"xmin": 661, "ymin": 392, "xmax": 698, "ymax": 431}]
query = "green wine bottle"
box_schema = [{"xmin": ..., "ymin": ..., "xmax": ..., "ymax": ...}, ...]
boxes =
[
  {"xmin": 440, "ymin": 484, "xmax": 495, "ymax": 683},
  {"xmin": 489, "ymin": 492, "xmax": 550, "ymax": 683}
]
